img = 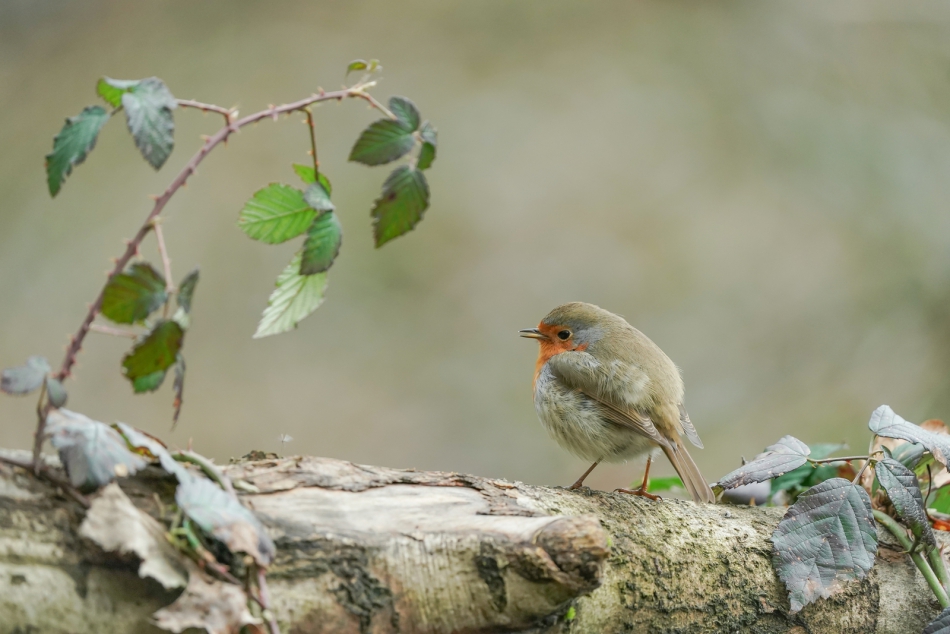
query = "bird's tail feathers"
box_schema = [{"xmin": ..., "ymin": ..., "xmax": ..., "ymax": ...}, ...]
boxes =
[{"xmin": 661, "ymin": 442, "xmax": 715, "ymax": 504}]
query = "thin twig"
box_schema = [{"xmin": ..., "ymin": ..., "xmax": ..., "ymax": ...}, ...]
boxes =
[
  {"xmin": 257, "ymin": 566, "xmax": 280, "ymax": 634},
  {"xmin": 36, "ymin": 82, "xmax": 390, "ymax": 469},
  {"xmin": 89, "ymin": 324, "xmax": 139, "ymax": 338},
  {"xmin": 151, "ymin": 219, "xmax": 175, "ymax": 318},
  {"xmin": 304, "ymin": 109, "xmax": 319, "ymax": 178},
  {"xmin": 176, "ymin": 99, "xmax": 234, "ymax": 127},
  {"xmin": 808, "ymin": 455, "xmax": 871, "ymax": 465},
  {"xmin": 874, "ymin": 510, "xmax": 949, "ymax": 607}
]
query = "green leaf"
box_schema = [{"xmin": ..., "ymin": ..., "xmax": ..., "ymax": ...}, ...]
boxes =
[
  {"xmin": 715, "ymin": 436, "xmax": 810, "ymax": 491},
  {"xmin": 175, "ymin": 473, "xmax": 275, "ymax": 565},
  {"xmin": 875, "ymin": 457, "xmax": 936, "ymax": 550},
  {"xmin": 303, "ymin": 182, "xmax": 335, "ymax": 213},
  {"xmin": 118, "ymin": 77, "xmax": 176, "ymax": 169},
  {"xmin": 869, "ymin": 405, "xmax": 950, "ymax": 470},
  {"xmin": 132, "ymin": 370, "xmax": 167, "ymax": 393},
  {"xmin": 172, "ymin": 354, "xmax": 185, "ymax": 427},
  {"xmin": 770, "ymin": 478, "xmax": 877, "ymax": 613},
  {"xmin": 372, "ymin": 166, "xmax": 430, "ymax": 248},
  {"xmin": 925, "ymin": 608, "xmax": 950, "ymax": 634},
  {"xmin": 389, "ymin": 96, "xmax": 420, "ymax": 131},
  {"xmin": 45, "ymin": 377, "xmax": 68, "ymax": 408},
  {"xmin": 177, "ymin": 268, "xmax": 199, "ymax": 313},
  {"xmin": 346, "ymin": 59, "xmax": 368, "ymax": 76},
  {"xmin": 300, "ymin": 212, "xmax": 343, "ymax": 275},
  {"xmin": 122, "ymin": 320, "xmax": 184, "ymax": 390},
  {"xmin": 238, "ymin": 183, "xmax": 316, "ymax": 244},
  {"xmin": 254, "ymin": 252, "xmax": 327, "ymax": 339},
  {"xmin": 96, "ymin": 77, "xmax": 139, "ymax": 108},
  {"xmin": 417, "ymin": 121, "xmax": 437, "ymax": 171},
  {"xmin": 101, "ymin": 263, "xmax": 167, "ymax": 324},
  {"xmin": 292, "ymin": 164, "xmax": 333, "ymax": 195},
  {"xmin": 46, "ymin": 409, "xmax": 147, "ymax": 491},
  {"xmin": 892, "ymin": 441, "xmax": 926, "ymax": 470},
  {"xmin": 771, "ymin": 443, "xmax": 849, "ymax": 495},
  {"xmin": 646, "ymin": 476, "xmax": 683, "ymax": 493},
  {"xmin": 1, "ymin": 356, "xmax": 51, "ymax": 395},
  {"xmin": 45, "ymin": 105, "xmax": 111, "ymax": 197},
  {"xmin": 348, "ymin": 119, "xmax": 416, "ymax": 166}
]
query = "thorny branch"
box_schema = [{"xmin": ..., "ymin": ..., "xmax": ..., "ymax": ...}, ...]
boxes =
[{"xmin": 32, "ymin": 81, "xmax": 390, "ymax": 471}]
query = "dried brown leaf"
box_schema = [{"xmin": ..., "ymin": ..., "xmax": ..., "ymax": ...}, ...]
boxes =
[{"xmin": 153, "ymin": 560, "xmax": 260, "ymax": 634}]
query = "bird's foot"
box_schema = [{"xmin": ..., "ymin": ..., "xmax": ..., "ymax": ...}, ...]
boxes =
[{"xmin": 614, "ymin": 487, "xmax": 661, "ymax": 501}]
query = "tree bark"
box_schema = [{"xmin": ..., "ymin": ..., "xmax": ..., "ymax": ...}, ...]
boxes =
[{"xmin": 0, "ymin": 449, "xmax": 944, "ymax": 634}]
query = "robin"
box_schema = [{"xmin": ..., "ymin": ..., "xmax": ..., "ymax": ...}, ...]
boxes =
[{"xmin": 520, "ymin": 302, "xmax": 715, "ymax": 503}]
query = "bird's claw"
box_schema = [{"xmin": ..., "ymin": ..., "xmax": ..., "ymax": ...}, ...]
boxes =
[{"xmin": 614, "ymin": 487, "xmax": 661, "ymax": 501}]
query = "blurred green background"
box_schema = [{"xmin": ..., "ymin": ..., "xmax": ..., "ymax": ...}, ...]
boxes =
[{"xmin": 2, "ymin": 0, "xmax": 949, "ymax": 492}]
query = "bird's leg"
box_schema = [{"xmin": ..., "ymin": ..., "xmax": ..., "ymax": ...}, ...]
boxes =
[
  {"xmin": 615, "ymin": 455, "xmax": 661, "ymax": 501},
  {"xmin": 569, "ymin": 461, "xmax": 600, "ymax": 490}
]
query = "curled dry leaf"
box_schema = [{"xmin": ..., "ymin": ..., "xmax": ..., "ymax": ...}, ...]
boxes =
[
  {"xmin": 47, "ymin": 409, "xmax": 147, "ymax": 491},
  {"xmin": 79, "ymin": 483, "xmax": 187, "ymax": 589},
  {"xmin": 152, "ymin": 560, "xmax": 260, "ymax": 634}
]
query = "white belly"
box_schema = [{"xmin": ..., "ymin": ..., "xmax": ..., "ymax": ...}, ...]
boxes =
[{"xmin": 534, "ymin": 366, "xmax": 657, "ymax": 463}]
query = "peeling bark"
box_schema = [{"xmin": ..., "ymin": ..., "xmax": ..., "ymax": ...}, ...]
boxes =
[{"xmin": 0, "ymin": 450, "xmax": 944, "ymax": 634}]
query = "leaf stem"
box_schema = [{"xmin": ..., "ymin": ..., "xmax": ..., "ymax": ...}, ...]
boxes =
[
  {"xmin": 88, "ymin": 324, "xmax": 139, "ymax": 338},
  {"xmin": 176, "ymin": 99, "xmax": 234, "ymax": 127},
  {"xmin": 807, "ymin": 455, "xmax": 870, "ymax": 464},
  {"xmin": 874, "ymin": 509, "xmax": 950, "ymax": 608},
  {"xmin": 36, "ymin": 84, "xmax": 391, "ymax": 470},
  {"xmin": 930, "ymin": 544, "xmax": 950, "ymax": 598},
  {"xmin": 257, "ymin": 566, "xmax": 281, "ymax": 634},
  {"xmin": 172, "ymin": 450, "xmax": 235, "ymax": 497},
  {"xmin": 304, "ymin": 109, "xmax": 319, "ymax": 179},
  {"xmin": 0, "ymin": 453, "xmax": 90, "ymax": 508},
  {"xmin": 151, "ymin": 219, "xmax": 175, "ymax": 318}
]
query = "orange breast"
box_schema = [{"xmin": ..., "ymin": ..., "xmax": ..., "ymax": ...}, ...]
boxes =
[{"xmin": 532, "ymin": 339, "xmax": 588, "ymax": 389}]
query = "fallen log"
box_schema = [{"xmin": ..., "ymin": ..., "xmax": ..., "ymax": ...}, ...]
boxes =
[{"xmin": 0, "ymin": 449, "xmax": 944, "ymax": 633}]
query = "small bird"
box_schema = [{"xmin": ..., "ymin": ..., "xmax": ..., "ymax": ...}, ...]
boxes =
[{"xmin": 520, "ymin": 302, "xmax": 714, "ymax": 503}]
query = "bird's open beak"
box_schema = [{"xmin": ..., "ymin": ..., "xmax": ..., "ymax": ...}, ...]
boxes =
[{"xmin": 519, "ymin": 328, "xmax": 549, "ymax": 340}]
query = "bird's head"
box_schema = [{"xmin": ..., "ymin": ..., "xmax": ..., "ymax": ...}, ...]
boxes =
[{"xmin": 519, "ymin": 302, "xmax": 610, "ymax": 354}]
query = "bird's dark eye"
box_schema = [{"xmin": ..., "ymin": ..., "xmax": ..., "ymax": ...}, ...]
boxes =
[{"xmin": 557, "ymin": 330, "xmax": 571, "ymax": 341}]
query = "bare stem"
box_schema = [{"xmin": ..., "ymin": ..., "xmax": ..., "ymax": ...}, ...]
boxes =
[
  {"xmin": 807, "ymin": 456, "xmax": 870, "ymax": 465},
  {"xmin": 873, "ymin": 509, "xmax": 950, "ymax": 608},
  {"xmin": 37, "ymin": 81, "xmax": 391, "ymax": 470},
  {"xmin": 304, "ymin": 109, "xmax": 319, "ymax": 177},
  {"xmin": 257, "ymin": 566, "xmax": 280, "ymax": 634},
  {"xmin": 0, "ymin": 453, "xmax": 90, "ymax": 508},
  {"xmin": 176, "ymin": 99, "xmax": 234, "ymax": 128},
  {"xmin": 88, "ymin": 324, "xmax": 139, "ymax": 339},
  {"xmin": 152, "ymin": 219, "xmax": 175, "ymax": 318}
]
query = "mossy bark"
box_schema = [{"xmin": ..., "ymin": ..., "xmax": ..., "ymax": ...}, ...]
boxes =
[{"xmin": 0, "ymin": 451, "xmax": 943, "ymax": 634}]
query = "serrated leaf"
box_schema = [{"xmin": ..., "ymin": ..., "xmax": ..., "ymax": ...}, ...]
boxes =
[
  {"xmin": 292, "ymin": 164, "xmax": 332, "ymax": 195},
  {"xmin": 176, "ymin": 268, "xmax": 199, "ymax": 314},
  {"xmin": 173, "ymin": 354, "xmax": 185, "ymax": 427},
  {"xmin": 300, "ymin": 212, "xmax": 342, "ymax": 275},
  {"xmin": 348, "ymin": 119, "xmax": 416, "ymax": 166},
  {"xmin": 238, "ymin": 183, "xmax": 316, "ymax": 244},
  {"xmin": 1, "ymin": 356, "xmax": 51, "ymax": 395},
  {"xmin": 389, "ymin": 96, "xmax": 420, "ymax": 131},
  {"xmin": 45, "ymin": 106, "xmax": 110, "ymax": 197},
  {"xmin": 770, "ymin": 478, "xmax": 877, "ymax": 613},
  {"xmin": 253, "ymin": 253, "xmax": 327, "ymax": 338},
  {"xmin": 80, "ymin": 483, "xmax": 188, "ymax": 589},
  {"xmin": 346, "ymin": 59, "xmax": 368, "ymax": 76},
  {"xmin": 771, "ymin": 443, "xmax": 849, "ymax": 495},
  {"xmin": 153, "ymin": 560, "xmax": 260, "ymax": 633},
  {"xmin": 101, "ymin": 262, "xmax": 167, "ymax": 324},
  {"xmin": 925, "ymin": 608, "xmax": 950, "ymax": 634},
  {"xmin": 417, "ymin": 121, "xmax": 437, "ymax": 171},
  {"xmin": 716, "ymin": 435, "xmax": 811, "ymax": 490},
  {"xmin": 119, "ymin": 77, "xmax": 176, "ymax": 169},
  {"xmin": 46, "ymin": 409, "xmax": 147, "ymax": 491},
  {"xmin": 176, "ymin": 474, "xmax": 275, "ymax": 565},
  {"xmin": 870, "ymin": 405, "xmax": 950, "ymax": 470},
  {"xmin": 45, "ymin": 377, "xmax": 67, "ymax": 408},
  {"xmin": 303, "ymin": 181, "xmax": 335, "ymax": 212},
  {"xmin": 372, "ymin": 166, "xmax": 430, "ymax": 248},
  {"xmin": 122, "ymin": 320, "xmax": 184, "ymax": 390},
  {"xmin": 97, "ymin": 77, "xmax": 139, "ymax": 108},
  {"xmin": 875, "ymin": 457, "xmax": 936, "ymax": 549}
]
